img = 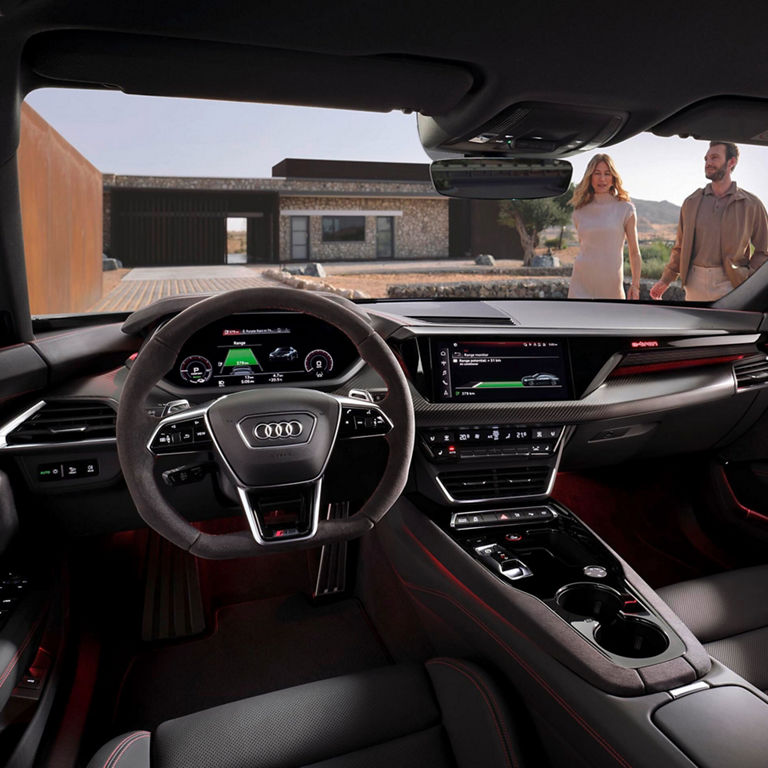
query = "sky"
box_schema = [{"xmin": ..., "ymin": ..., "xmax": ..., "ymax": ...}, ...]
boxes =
[{"xmin": 25, "ymin": 89, "xmax": 768, "ymax": 208}]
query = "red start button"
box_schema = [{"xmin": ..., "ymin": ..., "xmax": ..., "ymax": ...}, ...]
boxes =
[{"xmin": 505, "ymin": 533, "xmax": 523, "ymax": 542}]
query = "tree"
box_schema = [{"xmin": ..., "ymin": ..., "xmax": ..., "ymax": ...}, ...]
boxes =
[{"xmin": 498, "ymin": 184, "xmax": 574, "ymax": 266}]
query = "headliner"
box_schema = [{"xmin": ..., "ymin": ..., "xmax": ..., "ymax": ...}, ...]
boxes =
[{"xmin": 4, "ymin": 1, "xmax": 768, "ymax": 160}]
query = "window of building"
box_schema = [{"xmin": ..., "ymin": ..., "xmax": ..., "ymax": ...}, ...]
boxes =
[
  {"xmin": 322, "ymin": 216, "xmax": 365, "ymax": 242},
  {"xmin": 290, "ymin": 216, "xmax": 309, "ymax": 260}
]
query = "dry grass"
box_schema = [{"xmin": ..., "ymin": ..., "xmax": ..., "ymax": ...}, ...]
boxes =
[{"xmin": 227, "ymin": 232, "xmax": 247, "ymax": 253}]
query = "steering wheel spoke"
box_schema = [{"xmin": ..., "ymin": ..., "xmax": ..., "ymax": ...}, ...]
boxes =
[{"xmin": 236, "ymin": 477, "xmax": 324, "ymax": 544}]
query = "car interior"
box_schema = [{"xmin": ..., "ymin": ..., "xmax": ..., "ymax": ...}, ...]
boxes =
[{"xmin": 5, "ymin": 2, "xmax": 768, "ymax": 767}]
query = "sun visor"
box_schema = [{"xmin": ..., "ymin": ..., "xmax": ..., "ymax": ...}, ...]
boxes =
[
  {"xmin": 652, "ymin": 97, "xmax": 768, "ymax": 145},
  {"xmin": 24, "ymin": 31, "xmax": 475, "ymax": 115}
]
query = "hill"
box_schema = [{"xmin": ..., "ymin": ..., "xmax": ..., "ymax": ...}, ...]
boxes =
[{"xmin": 632, "ymin": 198, "xmax": 680, "ymax": 240}]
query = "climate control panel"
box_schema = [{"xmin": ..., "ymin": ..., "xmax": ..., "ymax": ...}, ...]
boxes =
[{"xmin": 419, "ymin": 424, "xmax": 564, "ymax": 463}]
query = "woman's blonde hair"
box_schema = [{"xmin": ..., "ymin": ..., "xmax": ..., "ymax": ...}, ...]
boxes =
[{"xmin": 571, "ymin": 153, "xmax": 631, "ymax": 209}]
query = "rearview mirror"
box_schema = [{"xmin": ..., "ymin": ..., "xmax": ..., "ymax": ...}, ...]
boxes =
[{"xmin": 430, "ymin": 157, "xmax": 573, "ymax": 199}]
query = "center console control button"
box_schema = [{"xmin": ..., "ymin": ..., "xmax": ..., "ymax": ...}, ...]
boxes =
[
  {"xmin": 453, "ymin": 506, "xmax": 555, "ymax": 529},
  {"xmin": 474, "ymin": 543, "xmax": 533, "ymax": 581}
]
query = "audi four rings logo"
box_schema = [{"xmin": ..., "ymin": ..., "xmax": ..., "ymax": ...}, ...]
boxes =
[{"xmin": 253, "ymin": 421, "xmax": 304, "ymax": 440}]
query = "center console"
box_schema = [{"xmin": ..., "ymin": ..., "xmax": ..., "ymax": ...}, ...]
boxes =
[
  {"xmin": 450, "ymin": 501, "xmax": 685, "ymax": 668},
  {"xmin": 375, "ymin": 330, "xmax": 768, "ymax": 768}
]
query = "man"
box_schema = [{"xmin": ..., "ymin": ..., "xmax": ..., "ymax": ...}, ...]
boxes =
[{"xmin": 650, "ymin": 141, "xmax": 768, "ymax": 301}]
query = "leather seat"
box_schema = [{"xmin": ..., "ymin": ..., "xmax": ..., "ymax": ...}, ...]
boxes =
[
  {"xmin": 658, "ymin": 564, "xmax": 768, "ymax": 692},
  {"xmin": 87, "ymin": 658, "xmax": 530, "ymax": 768}
]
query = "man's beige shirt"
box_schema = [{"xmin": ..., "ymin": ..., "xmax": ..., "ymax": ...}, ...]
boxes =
[{"xmin": 692, "ymin": 183, "xmax": 736, "ymax": 268}]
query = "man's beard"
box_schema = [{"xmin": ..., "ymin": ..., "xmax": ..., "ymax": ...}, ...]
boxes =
[{"xmin": 706, "ymin": 164, "xmax": 727, "ymax": 181}]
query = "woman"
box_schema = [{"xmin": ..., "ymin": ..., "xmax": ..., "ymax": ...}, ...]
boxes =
[{"xmin": 568, "ymin": 154, "xmax": 642, "ymax": 300}]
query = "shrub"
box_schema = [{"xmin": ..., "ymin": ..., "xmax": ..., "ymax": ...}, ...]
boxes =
[{"xmin": 623, "ymin": 240, "xmax": 671, "ymax": 280}]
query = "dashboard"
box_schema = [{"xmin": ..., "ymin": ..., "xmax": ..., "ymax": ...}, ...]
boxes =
[{"xmin": 4, "ymin": 296, "xmax": 768, "ymax": 518}]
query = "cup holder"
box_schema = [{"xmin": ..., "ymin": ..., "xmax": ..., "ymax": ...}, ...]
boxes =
[
  {"xmin": 557, "ymin": 583, "xmax": 669, "ymax": 659},
  {"xmin": 556, "ymin": 583, "xmax": 623, "ymax": 622},
  {"xmin": 595, "ymin": 616, "xmax": 669, "ymax": 658}
]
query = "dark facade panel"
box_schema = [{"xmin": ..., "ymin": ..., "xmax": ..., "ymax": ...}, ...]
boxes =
[
  {"xmin": 110, "ymin": 189, "xmax": 279, "ymax": 267},
  {"xmin": 449, "ymin": 199, "xmax": 523, "ymax": 261}
]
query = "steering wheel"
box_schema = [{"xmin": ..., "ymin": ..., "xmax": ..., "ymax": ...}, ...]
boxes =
[{"xmin": 116, "ymin": 287, "xmax": 414, "ymax": 558}]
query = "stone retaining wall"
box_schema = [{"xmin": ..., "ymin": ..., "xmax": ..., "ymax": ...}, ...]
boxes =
[{"xmin": 388, "ymin": 278, "xmax": 685, "ymax": 301}]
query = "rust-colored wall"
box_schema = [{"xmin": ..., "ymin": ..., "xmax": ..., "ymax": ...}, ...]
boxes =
[{"xmin": 18, "ymin": 103, "xmax": 102, "ymax": 315}]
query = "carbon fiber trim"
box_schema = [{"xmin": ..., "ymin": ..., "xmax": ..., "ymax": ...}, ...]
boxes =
[{"xmin": 409, "ymin": 367, "xmax": 736, "ymax": 426}]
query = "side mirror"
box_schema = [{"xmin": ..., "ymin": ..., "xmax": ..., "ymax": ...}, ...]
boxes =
[{"xmin": 430, "ymin": 157, "xmax": 573, "ymax": 199}]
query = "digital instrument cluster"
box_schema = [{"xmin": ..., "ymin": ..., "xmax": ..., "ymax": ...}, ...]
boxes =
[
  {"xmin": 432, "ymin": 338, "xmax": 572, "ymax": 402},
  {"xmin": 165, "ymin": 313, "xmax": 360, "ymax": 389}
]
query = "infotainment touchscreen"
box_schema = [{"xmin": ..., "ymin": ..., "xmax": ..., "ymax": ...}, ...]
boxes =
[{"xmin": 432, "ymin": 339, "xmax": 572, "ymax": 402}]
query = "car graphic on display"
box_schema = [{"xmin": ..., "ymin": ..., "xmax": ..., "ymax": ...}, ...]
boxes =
[
  {"xmin": 269, "ymin": 346, "xmax": 299, "ymax": 361},
  {"xmin": 521, "ymin": 372, "xmax": 560, "ymax": 387}
]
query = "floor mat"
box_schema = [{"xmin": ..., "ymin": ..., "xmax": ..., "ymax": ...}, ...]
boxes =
[{"xmin": 115, "ymin": 595, "xmax": 391, "ymax": 731}]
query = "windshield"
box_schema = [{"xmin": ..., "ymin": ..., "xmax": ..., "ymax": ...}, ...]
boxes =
[{"xmin": 20, "ymin": 89, "xmax": 768, "ymax": 315}]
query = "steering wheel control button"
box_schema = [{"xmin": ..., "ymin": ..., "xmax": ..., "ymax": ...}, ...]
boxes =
[
  {"xmin": 338, "ymin": 406, "xmax": 391, "ymax": 438},
  {"xmin": 584, "ymin": 565, "xmax": 608, "ymax": 579},
  {"xmin": 150, "ymin": 415, "xmax": 214, "ymax": 453},
  {"xmin": 237, "ymin": 413, "xmax": 314, "ymax": 449}
]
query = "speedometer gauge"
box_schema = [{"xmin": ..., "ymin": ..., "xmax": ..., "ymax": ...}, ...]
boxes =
[
  {"xmin": 304, "ymin": 349, "xmax": 334, "ymax": 377},
  {"xmin": 179, "ymin": 355, "xmax": 213, "ymax": 384}
]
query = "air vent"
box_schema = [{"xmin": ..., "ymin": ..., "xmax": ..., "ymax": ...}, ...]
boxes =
[
  {"xmin": 438, "ymin": 465, "xmax": 551, "ymax": 502},
  {"xmin": 734, "ymin": 356, "xmax": 768, "ymax": 389},
  {"xmin": 6, "ymin": 400, "xmax": 117, "ymax": 445},
  {"xmin": 411, "ymin": 316, "xmax": 516, "ymax": 325}
]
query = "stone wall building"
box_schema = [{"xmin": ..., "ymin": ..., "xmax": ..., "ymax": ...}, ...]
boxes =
[{"xmin": 102, "ymin": 158, "xmax": 521, "ymax": 267}]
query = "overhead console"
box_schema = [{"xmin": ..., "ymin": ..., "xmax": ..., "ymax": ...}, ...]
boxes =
[{"xmin": 418, "ymin": 102, "xmax": 628, "ymax": 158}]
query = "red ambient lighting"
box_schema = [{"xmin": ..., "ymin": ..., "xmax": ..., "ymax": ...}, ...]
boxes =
[
  {"xmin": 610, "ymin": 354, "xmax": 746, "ymax": 378},
  {"xmin": 630, "ymin": 340, "xmax": 660, "ymax": 348}
]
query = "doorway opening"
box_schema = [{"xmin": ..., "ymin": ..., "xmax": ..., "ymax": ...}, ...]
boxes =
[{"xmin": 226, "ymin": 217, "xmax": 248, "ymax": 264}]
